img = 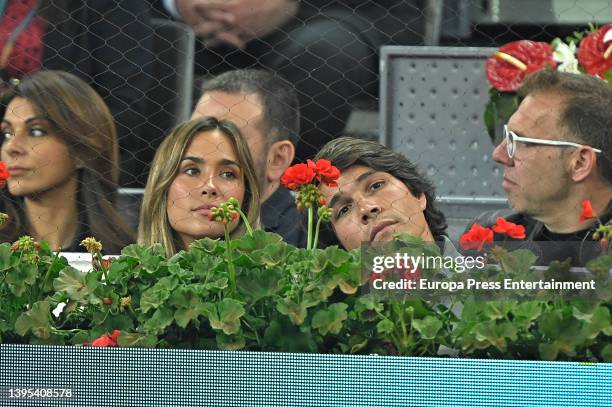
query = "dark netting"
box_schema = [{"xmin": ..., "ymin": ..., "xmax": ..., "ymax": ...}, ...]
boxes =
[
  {"xmin": 0, "ymin": 0, "xmax": 609, "ymax": 245},
  {"xmin": 0, "ymin": 4, "xmax": 611, "ymax": 404}
]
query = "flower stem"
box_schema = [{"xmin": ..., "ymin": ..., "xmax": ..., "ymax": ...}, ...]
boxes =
[
  {"xmin": 224, "ymin": 224, "xmax": 236, "ymax": 293},
  {"xmin": 307, "ymin": 206, "xmax": 314, "ymax": 251},
  {"xmin": 236, "ymin": 207, "xmax": 253, "ymax": 236},
  {"xmin": 312, "ymin": 217, "xmax": 323, "ymax": 250}
]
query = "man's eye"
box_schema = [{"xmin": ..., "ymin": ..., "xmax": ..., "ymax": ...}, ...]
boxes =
[
  {"xmin": 1, "ymin": 130, "xmax": 13, "ymax": 140},
  {"xmin": 336, "ymin": 205, "xmax": 350, "ymax": 219},
  {"xmin": 370, "ymin": 181, "xmax": 384, "ymax": 191}
]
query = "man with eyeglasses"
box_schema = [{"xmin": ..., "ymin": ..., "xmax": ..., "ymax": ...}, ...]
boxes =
[{"xmin": 471, "ymin": 69, "xmax": 612, "ymax": 266}]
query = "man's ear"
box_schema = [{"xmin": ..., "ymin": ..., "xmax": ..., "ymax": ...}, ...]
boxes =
[
  {"xmin": 417, "ymin": 193, "xmax": 427, "ymax": 211},
  {"xmin": 569, "ymin": 147, "xmax": 598, "ymax": 182},
  {"xmin": 266, "ymin": 140, "xmax": 295, "ymax": 183}
]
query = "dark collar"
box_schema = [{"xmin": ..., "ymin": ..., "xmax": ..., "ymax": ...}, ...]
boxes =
[{"xmin": 261, "ymin": 187, "xmax": 295, "ymax": 229}]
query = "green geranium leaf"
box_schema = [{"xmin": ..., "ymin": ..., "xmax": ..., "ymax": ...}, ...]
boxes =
[
  {"xmin": 413, "ymin": 316, "xmax": 443, "ymax": 340},
  {"xmin": 248, "ymin": 244, "xmax": 289, "ymax": 266},
  {"xmin": 540, "ymin": 310, "xmax": 581, "ymax": 341},
  {"xmin": 204, "ymin": 277, "xmax": 228, "ymax": 291},
  {"xmin": 601, "ymin": 344, "xmax": 612, "ymax": 362},
  {"xmin": 515, "ymin": 301, "xmax": 542, "ymax": 320},
  {"xmin": 70, "ymin": 330, "xmax": 92, "ymax": 345},
  {"xmin": 262, "ymin": 319, "xmax": 318, "ymax": 352},
  {"xmin": 312, "ymin": 303, "xmax": 348, "ymax": 335},
  {"xmin": 0, "ymin": 243, "xmax": 19, "ymax": 271},
  {"xmin": 472, "ymin": 320, "xmax": 514, "ymax": 352},
  {"xmin": 312, "ymin": 246, "xmax": 350, "ymax": 272},
  {"xmin": 237, "ymin": 267, "xmax": 282, "ymax": 302},
  {"xmin": 581, "ymin": 306, "xmax": 611, "ymax": 340},
  {"xmin": 118, "ymin": 331, "xmax": 158, "ymax": 348},
  {"xmin": 234, "ymin": 230, "xmax": 284, "ymax": 252},
  {"xmin": 121, "ymin": 243, "xmax": 165, "ymax": 259},
  {"xmin": 174, "ymin": 305, "xmax": 204, "ymax": 329},
  {"xmin": 14, "ymin": 301, "xmax": 51, "ymax": 339},
  {"xmin": 140, "ymin": 276, "xmax": 179, "ymax": 313},
  {"xmin": 500, "ymin": 249, "xmax": 537, "ymax": 274},
  {"xmin": 539, "ymin": 342, "xmax": 560, "ymax": 361},
  {"xmin": 586, "ymin": 250, "xmax": 612, "ymax": 275},
  {"xmin": 276, "ymin": 298, "xmax": 309, "ymax": 325},
  {"xmin": 190, "ymin": 237, "xmax": 223, "ymax": 254},
  {"xmin": 144, "ymin": 307, "xmax": 175, "ymax": 333},
  {"xmin": 376, "ymin": 319, "xmax": 395, "ymax": 335},
  {"xmin": 204, "ymin": 298, "xmax": 245, "ymax": 335},
  {"xmin": 356, "ymin": 295, "xmax": 384, "ymax": 312},
  {"xmin": 5, "ymin": 262, "xmax": 38, "ymax": 297},
  {"xmin": 53, "ymin": 267, "xmax": 88, "ymax": 300},
  {"xmin": 216, "ymin": 332, "xmax": 246, "ymax": 351}
]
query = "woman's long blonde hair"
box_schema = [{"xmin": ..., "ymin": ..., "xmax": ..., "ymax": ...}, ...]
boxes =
[{"xmin": 138, "ymin": 117, "xmax": 260, "ymax": 256}]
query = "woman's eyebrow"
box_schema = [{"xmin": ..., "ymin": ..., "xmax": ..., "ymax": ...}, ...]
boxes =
[
  {"xmin": 1, "ymin": 116, "xmax": 49, "ymax": 125},
  {"xmin": 181, "ymin": 156, "xmax": 240, "ymax": 167}
]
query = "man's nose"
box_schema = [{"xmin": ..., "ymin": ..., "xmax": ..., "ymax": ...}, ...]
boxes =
[
  {"xmin": 359, "ymin": 200, "xmax": 381, "ymax": 224},
  {"xmin": 492, "ymin": 138, "xmax": 513, "ymax": 166}
]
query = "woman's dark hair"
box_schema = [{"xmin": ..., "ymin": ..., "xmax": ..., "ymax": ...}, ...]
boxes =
[
  {"xmin": 314, "ymin": 137, "xmax": 448, "ymax": 246},
  {"xmin": 0, "ymin": 70, "xmax": 135, "ymax": 252}
]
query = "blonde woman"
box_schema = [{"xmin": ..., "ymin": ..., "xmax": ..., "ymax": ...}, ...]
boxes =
[{"xmin": 138, "ymin": 117, "xmax": 260, "ymax": 256}]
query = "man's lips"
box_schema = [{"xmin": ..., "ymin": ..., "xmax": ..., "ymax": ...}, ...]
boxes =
[
  {"xmin": 7, "ymin": 166, "xmax": 30, "ymax": 176},
  {"xmin": 502, "ymin": 177, "xmax": 517, "ymax": 187},
  {"xmin": 369, "ymin": 220, "xmax": 398, "ymax": 242}
]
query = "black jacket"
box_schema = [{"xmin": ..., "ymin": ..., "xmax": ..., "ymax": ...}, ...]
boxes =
[
  {"xmin": 261, "ymin": 187, "xmax": 308, "ymax": 248},
  {"xmin": 469, "ymin": 204, "xmax": 612, "ymax": 267}
]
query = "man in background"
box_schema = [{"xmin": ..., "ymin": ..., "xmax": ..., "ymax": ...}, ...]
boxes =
[{"xmin": 191, "ymin": 69, "xmax": 307, "ymax": 247}]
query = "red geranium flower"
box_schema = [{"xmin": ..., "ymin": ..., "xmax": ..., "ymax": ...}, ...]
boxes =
[
  {"xmin": 307, "ymin": 159, "xmax": 341, "ymax": 187},
  {"xmin": 492, "ymin": 217, "xmax": 526, "ymax": 239},
  {"xmin": 459, "ymin": 224, "xmax": 494, "ymax": 251},
  {"xmin": 91, "ymin": 330, "xmax": 120, "ymax": 347},
  {"xmin": 99, "ymin": 258, "xmax": 112, "ymax": 271},
  {"xmin": 0, "ymin": 161, "xmax": 10, "ymax": 187},
  {"xmin": 486, "ymin": 40, "xmax": 556, "ymax": 91},
  {"xmin": 579, "ymin": 199, "xmax": 596, "ymax": 222},
  {"xmin": 577, "ymin": 25, "xmax": 612, "ymax": 77},
  {"xmin": 280, "ymin": 163, "xmax": 316, "ymax": 190}
]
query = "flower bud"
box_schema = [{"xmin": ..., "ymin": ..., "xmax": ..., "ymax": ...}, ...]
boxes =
[
  {"xmin": 103, "ymin": 297, "xmax": 112, "ymax": 305},
  {"xmin": 228, "ymin": 197, "xmax": 240, "ymax": 208},
  {"xmin": 319, "ymin": 197, "xmax": 326, "ymax": 206},
  {"xmin": 600, "ymin": 238, "xmax": 609, "ymax": 252},
  {"xmin": 230, "ymin": 211, "xmax": 238, "ymax": 220}
]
